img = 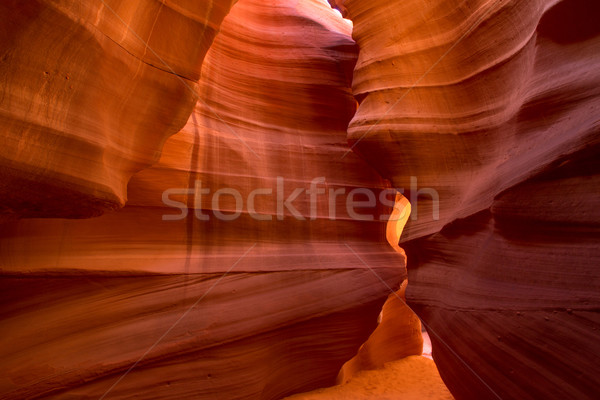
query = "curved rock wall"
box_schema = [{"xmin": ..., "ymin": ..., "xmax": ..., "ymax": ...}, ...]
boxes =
[
  {"xmin": 0, "ymin": 1, "xmax": 407, "ymax": 398},
  {"xmin": 0, "ymin": 0, "xmax": 236, "ymax": 220},
  {"xmin": 343, "ymin": 0, "xmax": 600, "ymax": 398},
  {"xmin": 3, "ymin": 0, "xmax": 596, "ymax": 398},
  {"xmin": 336, "ymin": 281, "xmax": 423, "ymax": 384}
]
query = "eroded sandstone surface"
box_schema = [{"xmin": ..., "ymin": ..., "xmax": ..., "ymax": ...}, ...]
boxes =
[
  {"xmin": 1, "ymin": 0, "xmax": 598, "ymax": 399},
  {"xmin": 0, "ymin": 1, "xmax": 408, "ymax": 398},
  {"xmin": 0, "ymin": 0, "xmax": 236, "ymax": 220},
  {"xmin": 343, "ymin": 0, "xmax": 600, "ymax": 398}
]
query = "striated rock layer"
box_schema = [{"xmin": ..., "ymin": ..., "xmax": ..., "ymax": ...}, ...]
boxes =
[
  {"xmin": 1, "ymin": 1, "xmax": 407, "ymax": 398},
  {"xmin": 0, "ymin": 0, "xmax": 236, "ymax": 220},
  {"xmin": 343, "ymin": 0, "xmax": 600, "ymax": 398}
]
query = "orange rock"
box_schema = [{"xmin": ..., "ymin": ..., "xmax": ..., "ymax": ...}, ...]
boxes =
[
  {"xmin": 0, "ymin": 1, "xmax": 407, "ymax": 398},
  {"xmin": 345, "ymin": 0, "xmax": 600, "ymax": 240},
  {"xmin": 343, "ymin": 0, "xmax": 600, "ymax": 398},
  {"xmin": 0, "ymin": 0, "xmax": 236, "ymax": 220},
  {"xmin": 285, "ymin": 356, "xmax": 454, "ymax": 400},
  {"xmin": 337, "ymin": 280, "xmax": 424, "ymax": 383}
]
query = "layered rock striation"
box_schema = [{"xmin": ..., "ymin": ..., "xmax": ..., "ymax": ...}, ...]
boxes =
[
  {"xmin": 0, "ymin": 0, "xmax": 236, "ymax": 220},
  {"xmin": 343, "ymin": 0, "xmax": 600, "ymax": 398},
  {"xmin": 0, "ymin": 1, "xmax": 408, "ymax": 398},
  {"xmin": 2, "ymin": 0, "xmax": 596, "ymax": 398}
]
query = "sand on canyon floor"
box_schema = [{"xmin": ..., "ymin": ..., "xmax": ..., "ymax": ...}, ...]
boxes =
[{"xmin": 285, "ymin": 355, "xmax": 454, "ymax": 400}]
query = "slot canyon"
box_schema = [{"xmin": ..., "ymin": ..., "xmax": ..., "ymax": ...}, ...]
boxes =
[{"xmin": 0, "ymin": 0, "xmax": 598, "ymax": 399}]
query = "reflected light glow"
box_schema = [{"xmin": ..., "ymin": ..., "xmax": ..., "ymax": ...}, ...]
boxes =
[{"xmin": 386, "ymin": 193, "xmax": 411, "ymax": 253}]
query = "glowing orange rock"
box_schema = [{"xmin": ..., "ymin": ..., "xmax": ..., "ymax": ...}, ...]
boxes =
[
  {"xmin": 0, "ymin": 0, "xmax": 236, "ymax": 220},
  {"xmin": 0, "ymin": 1, "xmax": 408, "ymax": 398}
]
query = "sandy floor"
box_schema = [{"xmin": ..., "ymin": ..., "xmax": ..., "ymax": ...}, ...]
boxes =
[{"xmin": 284, "ymin": 356, "xmax": 454, "ymax": 400}]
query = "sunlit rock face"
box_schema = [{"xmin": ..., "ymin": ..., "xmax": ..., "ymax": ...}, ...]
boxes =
[
  {"xmin": 0, "ymin": 1, "xmax": 407, "ymax": 398},
  {"xmin": 0, "ymin": 0, "xmax": 236, "ymax": 220},
  {"xmin": 336, "ymin": 281, "xmax": 423, "ymax": 384},
  {"xmin": 344, "ymin": 0, "xmax": 600, "ymax": 398},
  {"xmin": 285, "ymin": 356, "xmax": 453, "ymax": 400}
]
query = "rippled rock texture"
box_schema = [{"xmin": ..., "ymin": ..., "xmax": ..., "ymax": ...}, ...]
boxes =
[
  {"xmin": 0, "ymin": 1, "xmax": 407, "ymax": 399},
  {"xmin": 0, "ymin": 0, "xmax": 236, "ymax": 220},
  {"xmin": 3, "ymin": 0, "xmax": 598, "ymax": 398},
  {"xmin": 343, "ymin": 0, "xmax": 600, "ymax": 398}
]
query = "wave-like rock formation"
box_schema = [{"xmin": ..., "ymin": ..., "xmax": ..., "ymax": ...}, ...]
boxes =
[
  {"xmin": 0, "ymin": 1, "xmax": 409, "ymax": 398},
  {"xmin": 3, "ymin": 0, "xmax": 597, "ymax": 398},
  {"xmin": 343, "ymin": 0, "xmax": 600, "ymax": 398},
  {"xmin": 0, "ymin": 0, "xmax": 236, "ymax": 220}
]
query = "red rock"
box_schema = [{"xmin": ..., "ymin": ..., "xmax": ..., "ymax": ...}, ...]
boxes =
[
  {"xmin": 0, "ymin": 1, "xmax": 408, "ymax": 398},
  {"xmin": 0, "ymin": 0, "xmax": 236, "ymax": 220},
  {"xmin": 342, "ymin": 0, "xmax": 600, "ymax": 398},
  {"xmin": 3, "ymin": 0, "xmax": 597, "ymax": 398}
]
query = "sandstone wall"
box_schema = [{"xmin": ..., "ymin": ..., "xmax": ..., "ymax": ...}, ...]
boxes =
[{"xmin": 343, "ymin": 0, "xmax": 600, "ymax": 398}]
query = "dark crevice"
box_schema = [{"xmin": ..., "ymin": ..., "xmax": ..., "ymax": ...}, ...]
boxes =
[{"xmin": 538, "ymin": 0, "xmax": 600, "ymax": 44}]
